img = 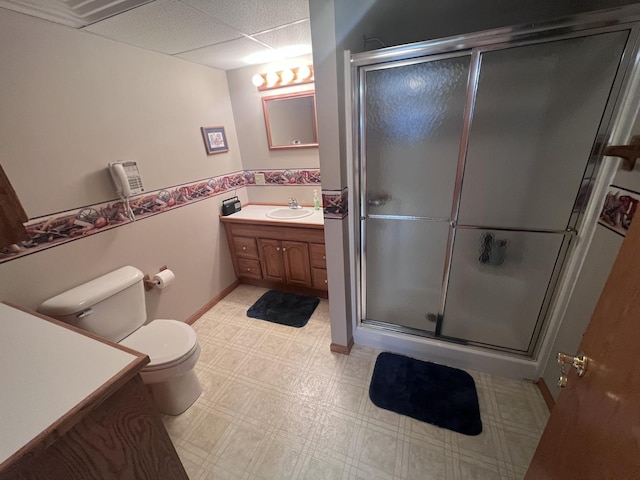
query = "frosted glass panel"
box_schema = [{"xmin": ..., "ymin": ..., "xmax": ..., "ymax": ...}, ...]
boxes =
[
  {"xmin": 365, "ymin": 56, "xmax": 470, "ymax": 218},
  {"xmin": 365, "ymin": 219, "xmax": 449, "ymax": 333},
  {"xmin": 441, "ymin": 229, "xmax": 564, "ymax": 351},
  {"xmin": 458, "ymin": 31, "xmax": 627, "ymax": 230}
]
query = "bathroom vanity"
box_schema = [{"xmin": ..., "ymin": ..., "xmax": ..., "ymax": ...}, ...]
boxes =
[
  {"xmin": 220, "ymin": 205, "xmax": 328, "ymax": 298},
  {"xmin": 0, "ymin": 303, "xmax": 187, "ymax": 480}
]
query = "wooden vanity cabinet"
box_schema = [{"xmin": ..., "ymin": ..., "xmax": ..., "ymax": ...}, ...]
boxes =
[
  {"xmin": 282, "ymin": 240, "xmax": 312, "ymax": 286},
  {"xmin": 221, "ymin": 217, "xmax": 327, "ymax": 298},
  {"xmin": 233, "ymin": 235, "xmax": 262, "ymax": 280},
  {"xmin": 259, "ymin": 239, "xmax": 311, "ymax": 286},
  {"xmin": 309, "ymin": 243, "xmax": 328, "ymax": 290},
  {"xmin": 259, "ymin": 238, "xmax": 285, "ymax": 282}
]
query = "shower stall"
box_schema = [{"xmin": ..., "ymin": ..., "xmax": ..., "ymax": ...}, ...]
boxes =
[{"xmin": 351, "ymin": 12, "xmax": 640, "ymax": 361}]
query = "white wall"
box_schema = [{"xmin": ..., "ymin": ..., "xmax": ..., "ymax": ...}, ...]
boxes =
[
  {"xmin": 0, "ymin": 9, "xmax": 242, "ymax": 319},
  {"xmin": 541, "ymin": 161, "xmax": 640, "ymax": 398},
  {"xmin": 226, "ymin": 55, "xmax": 321, "ymax": 206}
]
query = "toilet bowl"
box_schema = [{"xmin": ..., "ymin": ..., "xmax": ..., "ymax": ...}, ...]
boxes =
[
  {"xmin": 120, "ymin": 319, "xmax": 202, "ymax": 415},
  {"xmin": 38, "ymin": 266, "xmax": 202, "ymax": 416}
]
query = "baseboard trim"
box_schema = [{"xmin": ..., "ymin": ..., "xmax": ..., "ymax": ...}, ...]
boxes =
[
  {"xmin": 185, "ymin": 279, "xmax": 240, "ymax": 325},
  {"xmin": 537, "ymin": 377, "xmax": 555, "ymax": 412},
  {"xmin": 330, "ymin": 336, "xmax": 354, "ymax": 355}
]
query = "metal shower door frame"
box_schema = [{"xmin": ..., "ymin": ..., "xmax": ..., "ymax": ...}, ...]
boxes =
[
  {"xmin": 353, "ymin": 9, "xmax": 640, "ymax": 356},
  {"xmin": 357, "ymin": 49, "xmax": 473, "ymax": 337}
]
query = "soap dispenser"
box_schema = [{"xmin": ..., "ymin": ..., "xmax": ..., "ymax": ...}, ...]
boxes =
[{"xmin": 313, "ymin": 189, "xmax": 321, "ymax": 210}]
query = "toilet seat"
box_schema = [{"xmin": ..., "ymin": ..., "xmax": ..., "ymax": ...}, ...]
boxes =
[{"xmin": 120, "ymin": 319, "xmax": 197, "ymax": 368}]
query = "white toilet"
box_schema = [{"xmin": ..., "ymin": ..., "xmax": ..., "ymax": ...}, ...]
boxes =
[{"xmin": 38, "ymin": 266, "xmax": 202, "ymax": 415}]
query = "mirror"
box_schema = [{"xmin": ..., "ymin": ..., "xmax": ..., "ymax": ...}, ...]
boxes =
[{"xmin": 262, "ymin": 91, "xmax": 318, "ymax": 150}]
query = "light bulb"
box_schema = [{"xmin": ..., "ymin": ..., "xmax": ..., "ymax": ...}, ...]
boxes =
[
  {"xmin": 251, "ymin": 73, "xmax": 265, "ymax": 87},
  {"xmin": 280, "ymin": 69, "xmax": 294, "ymax": 85},
  {"xmin": 297, "ymin": 65, "xmax": 311, "ymax": 82},
  {"xmin": 266, "ymin": 71, "xmax": 279, "ymax": 86}
]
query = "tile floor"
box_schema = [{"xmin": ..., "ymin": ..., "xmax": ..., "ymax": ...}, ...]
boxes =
[{"xmin": 162, "ymin": 285, "xmax": 549, "ymax": 480}]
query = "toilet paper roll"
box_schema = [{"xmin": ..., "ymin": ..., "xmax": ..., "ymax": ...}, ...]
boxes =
[{"xmin": 153, "ymin": 269, "xmax": 175, "ymax": 290}]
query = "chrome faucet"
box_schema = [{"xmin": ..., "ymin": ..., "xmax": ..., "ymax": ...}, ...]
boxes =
[{"xmin": 288, "ymin": 197, "xmax": 300, "ymax": 209}]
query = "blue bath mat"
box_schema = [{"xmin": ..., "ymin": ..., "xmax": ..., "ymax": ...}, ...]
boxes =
[
  {"xmin": 247, "ymin": 290, "xmax": 319, "ymax": 328},
  {"xmin": 369, "ymin": 352, "xmax": 482, "ymax": 435}
]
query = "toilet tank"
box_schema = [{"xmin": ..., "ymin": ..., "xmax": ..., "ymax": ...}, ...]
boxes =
[{"xmin": 38, "ymin": 266, "xmax": 147, "ymax": 343}]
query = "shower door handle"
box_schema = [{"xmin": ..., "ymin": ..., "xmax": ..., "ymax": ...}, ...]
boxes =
[
  {"xmin": 557, "ymin": 351, "xmax": 588, "ymax": 388},
  {"xmin": 367, "ymin": 194, "xmax": 391, "ymax": 206}
]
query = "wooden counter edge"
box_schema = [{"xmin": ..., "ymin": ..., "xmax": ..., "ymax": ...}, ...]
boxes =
[
  {"xmin": 220, "ymin": 214, "xmax": 324, "ymax": 229},
  {"xmin": 0, "ymin": 301, "xmax": 150, "ymax": 475}
]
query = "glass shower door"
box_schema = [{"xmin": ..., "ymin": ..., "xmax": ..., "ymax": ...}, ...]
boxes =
[
  {"xmin": 440, "ymin": 31, "xmax": 629, "ymax": 352},
  {"xmin": 362, "ymin": 54, "xmax": 470, "ymax": 333}
]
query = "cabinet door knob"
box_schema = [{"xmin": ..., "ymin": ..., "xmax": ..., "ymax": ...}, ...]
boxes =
[
  {"xmin": 323, "ymin": 255, "xmax": 326, "ymax": 259},
  {"xmin": 247, "ymin": 268, "xmax": 251, "ymax": 271},
  {"xmin": 283, "ymin": 247, "xmax": 287, "ymax": 251},
  {"xmin": 276, "ymin": 247, "xmax": 280, "ymax": 251},
  {"xmin": 324, "ymin": 279, "xmax": 328, "ymax": 284},
  {"xmin": 242, "ymin": 246, "xmax": 247, "ymax": 250}
]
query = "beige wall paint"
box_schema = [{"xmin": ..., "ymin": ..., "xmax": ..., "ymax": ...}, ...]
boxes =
[
  {"xmin": 0, "ymin": 197, "xmax": 239, "ymax": 321},
  {"xmin": 0, "ymin": 9, "xmax": 243, "ymax": 218},
  {"xmin": 244, "ymin": 185, "xmax": 319, "ymax": 207},
  {"xmin": 309, "ymin": 0, "xmax": 352, "ymax": 348},
  {"xmin": 0, "ymin": 9, "xmax": 241, "ymax": 319},
  {"xmin": 226, "ymin": 54, "xmax": 320, "ymax": 205}
]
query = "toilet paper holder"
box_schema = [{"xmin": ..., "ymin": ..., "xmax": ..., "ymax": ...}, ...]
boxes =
[{"xmin": 144, "ymin": 265, "xmax": 168, "ymax": 291}]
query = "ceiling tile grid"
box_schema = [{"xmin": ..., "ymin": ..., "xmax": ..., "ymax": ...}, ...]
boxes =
[
  {"xmin": 177, "ymin": 36, "xmax": 272, "ymax": 71},
  {"xmin": 1, "ymin": 0, "xmax": 312, "ymax": 70},
  {"xmin": 83, "ymin": 0, "xmax": 244, "ymax": 55},
  {"xmin": 253, "ymin": 19, "xmax": 311, "ymax": 52},
  {"xmin": 181, "ymin": 0, "xmax": 309, "ymax": 35}
]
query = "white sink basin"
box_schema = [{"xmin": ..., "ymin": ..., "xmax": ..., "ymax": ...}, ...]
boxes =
[{"xmin": 266, "ymin": 208, "xmax": 314, "ymax": 220}]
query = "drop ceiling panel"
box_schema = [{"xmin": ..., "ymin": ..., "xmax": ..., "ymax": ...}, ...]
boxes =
[
  {"xmin": 254, "ymin": 20, "xmax": 311, "ymax": 52},
  {"xmin": 1, "ymin": 0, "xmax": 313, "ymax": 71},
  {"xmin": 83, "ymin": 0, "xmax": 243, "ymax": 55},
  {"xmin": 182, "ymin": 0, "xmax": 309, "ymax": 35},
  {"xmin": 0, "ymin": 0, "xmax": 153, "ymax": 27},
  {"xmin": 176, "ymin": 36, "xmax": 271, "ymax": 70}
]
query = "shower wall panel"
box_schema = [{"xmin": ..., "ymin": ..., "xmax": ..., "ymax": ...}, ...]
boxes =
[{"xmin": 440, "ymin": 31, "xmax": 628, "ymax": 352}]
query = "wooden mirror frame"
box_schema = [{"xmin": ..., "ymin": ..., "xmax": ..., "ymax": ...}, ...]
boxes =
[{"xmin": 262, "ymin": 91, "xmax": 319, "ymax": 150}]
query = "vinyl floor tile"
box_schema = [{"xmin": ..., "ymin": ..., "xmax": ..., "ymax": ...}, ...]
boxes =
[{"xmin": 164, "ymin": 285, "xmax": 549, "ymax": 480}]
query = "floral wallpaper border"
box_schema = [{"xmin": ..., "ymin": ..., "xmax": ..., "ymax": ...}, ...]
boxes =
[
  {"xmin": 598, "ymin": 184, "xmax": 640, "ymax": 237},
  {"xmin": 0, "ymin": 168, "xmax": 321, "ymax": 264},
  {"xmin": 322, "ymin": 188, "xmax": 348, "ymax": 219}
]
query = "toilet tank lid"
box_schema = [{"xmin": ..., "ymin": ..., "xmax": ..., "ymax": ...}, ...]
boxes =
[{"xmin": 38, "ymin": 266, "xmax": 144, "ymax": 316}]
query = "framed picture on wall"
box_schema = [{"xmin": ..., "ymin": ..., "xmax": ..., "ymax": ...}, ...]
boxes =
[{"xmin": 201, "ymin": 126, "xmax": 229, "ymax": 155}]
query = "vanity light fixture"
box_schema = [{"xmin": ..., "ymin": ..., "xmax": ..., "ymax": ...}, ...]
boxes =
[
  {"xmin": 266, "ymin": 71, "xmax": 280, "ymax": 87},
  {"xmin": 252, "ymin": 74, "xmax": 265, "ymax": 87},
  {"xmin": 252, "ymin": 65, "xmax": 315, "ymax": 91},
  {"xmin": 281, "ymin": 68, "xmax": 295, "ymax": 84}
]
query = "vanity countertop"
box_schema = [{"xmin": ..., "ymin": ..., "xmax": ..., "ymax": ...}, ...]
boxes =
[
  {"xmin": 0, "ymin": 303, "xmax": 147, "ymax": 470},
  {"xmin": 220, "ymin": 204, "xmax": 324, "ymax": 227}
]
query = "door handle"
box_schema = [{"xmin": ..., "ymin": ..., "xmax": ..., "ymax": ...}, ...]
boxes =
[
  {"xmin": 367, "ymin": 193, "xmax": 391, "ymax": 206},
  {"xmin": 557, "ymin": 351, "xmax": 588, "ymax": 388}
]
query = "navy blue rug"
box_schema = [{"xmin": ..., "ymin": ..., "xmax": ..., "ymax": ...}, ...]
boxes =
[
  {"xmin": 247, "ymin": 290, "xmax": 319, "ymax": 328},
  {"xmin": 369, "ymin": 352, "xmax": 482, "ymax": 436}
]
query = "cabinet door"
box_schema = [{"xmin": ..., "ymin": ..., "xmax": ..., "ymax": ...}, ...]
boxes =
[
  {"xmin": 282, "ymin": 241, "xmax": 312, "ymax": 287},
  {"xmin": 238, "ymin": 258, "xmax": 262, "ymax": 280},
  {"xmin": 311, "ymin": 267, "xmax": 328, "ymax": 290},
  {"xmin": 259, "ymin": 239, "xmax": 286, "ymax": 282},
  {"xmin": 233, "ymin": 236, "xmax": 259, "ymax": 258},
  {"xmin": 309, "ymin": 243, "xmax": 327, "ymax": 269}
]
